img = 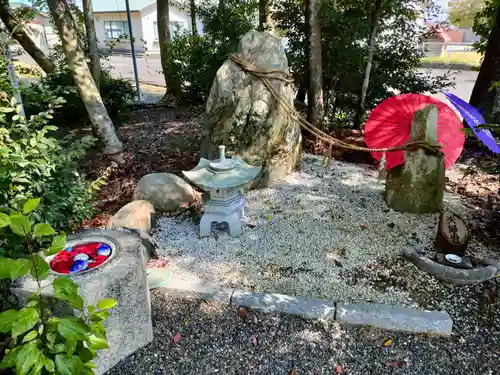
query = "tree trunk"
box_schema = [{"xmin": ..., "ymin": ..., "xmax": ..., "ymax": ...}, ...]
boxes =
[
  {"xmin": 82, "ymin": 0, "xmax": 100, "ymax": 88},
  {"xmin": 190, "ymin": 0, "xmax": 197, "ymax": 35},
  {"xmin": 258, "ymin": 0, "xmax": 274, "ymax": 34},
  {"xmin": 157, "ymin": 0, "xmax": 170, "ymax": 91},
  {"xmin": 47, "ymin": 0, "xmax": 122, "ymax": 155},
  {"xmin": 305, "ymin": 0, "xmax": 324, "ymax": 126},
  {"xmin": 0, "ymin": 0, "xmax": 55, "ymax": 74},
  {"xmin": 354, "ymin": 0, "xmax": 382, "ymax": 129},
  {"xmin": 470, "ymin": 4, "xmax": 500, "ymax": 124}
]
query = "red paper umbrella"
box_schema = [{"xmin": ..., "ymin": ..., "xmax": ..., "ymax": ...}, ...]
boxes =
[{"xmin": 364, "ymin": 93, "xmax": 465, "ymax": 170}]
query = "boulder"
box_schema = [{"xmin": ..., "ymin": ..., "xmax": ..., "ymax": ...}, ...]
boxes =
[
  {"xmin": 201, "ymin": 31, "xmax": 302, "ymax": 188},
  {"xmin": 134, "ymin": 173, "xmax": 196, "ymax": 213},
  {"xmin": 107, "ymin": 200, "xmax": 156, "ymax": 234}
]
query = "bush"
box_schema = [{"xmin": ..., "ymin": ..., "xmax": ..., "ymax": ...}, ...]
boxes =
[
  {"xmin": 0, "ymin": 63, "xmax": 100, "ymax": 233},
  {"xmin": 0, "ymin": 201, "xmax": 115, "ymax": 374},
  {"xmin": 166, "ymin": 0, "xmax": 257, "ymax": 103},
  {"xmin": 166, "ymin": 34, "xmax": 220, "ymax": 103},
  {"xmin": 22, "ymin": 65, "xmax": 135, "ymax": 128}
]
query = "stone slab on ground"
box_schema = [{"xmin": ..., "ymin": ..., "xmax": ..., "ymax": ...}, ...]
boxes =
[
  {"xmin": 336, "ymin": 302, "xmax": 453, "ymax": 335},
  {"xmin": 160, "ymin": 277, "xmax": 452, "ymax": 334},
  {"xmin": 12, "ymin": 229, "xmax": 153, "ymax": 375},
  {"xmin": 159, "ymin": 274, "xmax": 234, "ymax": 304},
  {"xmin": 231, "ymin": 290, "xmax": 336, "ymax": 320}
]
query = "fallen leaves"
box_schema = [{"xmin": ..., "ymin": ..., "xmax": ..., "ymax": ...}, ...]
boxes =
[
  {"xmin": 237, "ymin": 306, "xmax": 249, "ymax": 318},
  {"xmin": 251, "ymin": 334, "xmax": 258, "ymax": 347},
  {"xmin": 387, "ymin": 361, "xmax": 404, "ymax": 368},
  {"xmin": 172, "ymin": 331, "xmax": 182, "ymax": 344}
]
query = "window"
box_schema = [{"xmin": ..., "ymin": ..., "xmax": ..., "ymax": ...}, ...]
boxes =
[
  {"xmin": 153, "ymin": 21, "xmax": 186, "ymax": 41},
  {"xmin": 104, "ymin": 21, "xmax": 129, "ymax": 40}
]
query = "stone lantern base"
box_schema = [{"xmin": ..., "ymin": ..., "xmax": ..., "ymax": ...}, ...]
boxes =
[{"xmin": 200, "ymin": 190, "xmax": 245, "ymax": 238}]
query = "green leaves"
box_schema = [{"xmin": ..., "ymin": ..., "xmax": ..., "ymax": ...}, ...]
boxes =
[
  {"xmin": 55, "ymin": 354, "xmax": 83, "ymax": 375},
  {"xmin": 0, "ymin": 346, "xmax": 22, "ymax": 369},
  {"xmin": 16, "ymin": 341, "xmax": 41, "ymax": 375},
  {"xmin": 46, "ymin": 234, "xmax": 67, "ymax": 256},
  {"xmin": 44, "ymin": 357, "xmax": 55, "ymax": 372},
  {"xmin": 57, "ymin": 317, "xmax": 89, "ymax": 341},
  {"xmin": 87, "ymin": 335, "xmax": 109, "ymax": 350},
  {"xmin": 33, "ymin": 223, "xmax": 56, "ymax": 238},
  {"xmin": 97, "ymin": 298, "xmax": 117, "ymax": 310},
  {"xmin": 11, "ymin": 307, "xmax": 39, "ymax": 338},
  {"xmin": 0, "ymin": 309, "xmax": 19, "ymax": 333},
  {"xmin": 0, "ymin": 212, "xmax": 10, "ymax": 227},
  {"xmin": 0, "ymin": 258, "xmax": 32, "ymax": 280},
  {"xmin": 65, "ymin": 339, "xmax": 77, "ymax": 356},
  {"xmin": 53, "ymin": 277, "xmax": 83, "ymax": 310},
  {"xmin": 29, "ymin": 254, "xmax": 49, "ymax": 280},
  {"xmin": 23, "ymin": 198, "xmax": 41, "ymax": 214},
  {"xmin": 90, "ymin": 310, "xmax": 110, "ymax": 322},
  {"xmin": 21, "ymin": 330, "xmax": 38, "ymax": 343},
  {"xmin": 9, "ymin": 213, "xmax": 31, "ymax": 236}
]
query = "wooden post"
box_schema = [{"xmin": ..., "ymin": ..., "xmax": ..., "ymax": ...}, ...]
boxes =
[{"xmin": 384, "ymin": 105, "xmax": 445, "ymax": 213}]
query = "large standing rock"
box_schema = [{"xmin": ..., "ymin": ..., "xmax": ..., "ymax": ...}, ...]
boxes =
[
  {"xmin": 134, "ymin": 173, "xmax": 196, "ymax": 213},
  {"xmin": 201, "ymin": 31, "xmax": 302, "ymax": 187}
]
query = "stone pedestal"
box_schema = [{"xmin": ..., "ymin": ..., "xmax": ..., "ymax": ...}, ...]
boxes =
[
  {"xmin": 385, "ymin": 105, "xmax": 445, "ymax": 213},
  {"xmin": 200, "ymin": 189, "xmax": 245, "ymax": 237},
  {"xmin": 12, "ymin": 229, "xmax": 153, "ymax": 375}
]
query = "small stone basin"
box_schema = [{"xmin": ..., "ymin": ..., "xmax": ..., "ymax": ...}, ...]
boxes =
[{"xmin": 47, "ymin": 239, "xmax": 116, "ymax": 276}]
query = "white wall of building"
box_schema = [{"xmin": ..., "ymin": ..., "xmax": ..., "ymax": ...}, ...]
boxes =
[
  {"xmin": 140, "ymin": 2, "xmax": 203, "ymax": 52},
  {"xmin": 94, "ymin": 12, "xmax": 145, "ymax": 52}
]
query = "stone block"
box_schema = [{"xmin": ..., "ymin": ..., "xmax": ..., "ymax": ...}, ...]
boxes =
[
  {"xmin": 231, "ymin": 291, "xmax": 336, "ymax": 320},
  {"xmin": 158, "ymin": 275, "xmax": 234, "ymax": 304},
  {"xmin": 12, "ymin": 229, "xmax": 153, "ymax": 375},
  {"xmin": 107, "ymin": 200, "xmax": 156, "ymax": 234},
  {"xmin": 336, "ymin": 302, "xmax": 453, "ymax": 335}
]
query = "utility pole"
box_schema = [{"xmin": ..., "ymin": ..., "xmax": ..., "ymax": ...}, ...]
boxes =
[{"xmin": 124, "ymin": 0, "xmax": 142, "ymax": 101}]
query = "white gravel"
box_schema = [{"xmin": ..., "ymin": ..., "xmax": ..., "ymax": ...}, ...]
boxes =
[{"xmin": 154, "ymin": 154, "xmax": 489, "ymax": 305}]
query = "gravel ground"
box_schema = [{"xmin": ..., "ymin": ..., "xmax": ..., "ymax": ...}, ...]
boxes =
[
  {"xmin": 154, "ymin": 154, "xmax": 494, "ymax": 305},
  {"xmin": 106, "ymin": 290, "xmax": 500, "ymax": 375}
]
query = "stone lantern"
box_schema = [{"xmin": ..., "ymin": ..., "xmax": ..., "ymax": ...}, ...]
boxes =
[{"xmin": 183, "ymin": 145, "xmax": 262, "ymax": 238}]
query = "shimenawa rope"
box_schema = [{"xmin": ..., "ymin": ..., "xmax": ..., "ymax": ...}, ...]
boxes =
[{"xmin": 228, "ymin": 53, "xmax": 441, "ymax": 167}]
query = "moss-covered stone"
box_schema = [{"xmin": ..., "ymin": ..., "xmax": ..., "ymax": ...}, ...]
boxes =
[
  {"xmin": 201, "ymin": 31, "xmax": 302, "ymax": 188},
  {"xmin": 384, "ymin": 105, "xmax": 445, "ymax": 213}
]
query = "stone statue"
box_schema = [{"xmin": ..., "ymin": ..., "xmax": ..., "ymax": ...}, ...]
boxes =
[
  {"xmin": 201, "ymin": 31, "xmax": 302, "ymax": 188},
  {"xmin": 384, "ymin": 105, "xmax": 445, "ymax": 213}
]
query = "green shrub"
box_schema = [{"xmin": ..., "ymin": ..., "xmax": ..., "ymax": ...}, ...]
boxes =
[
  {"xmin": 0, "ymin": 64, "xmax": 101, "ymax": 233},
  {"xmin": 166, "ymin": 34, "xmax": 220, "ymax": 103},
  {"xmin": 0, "ymin": 200, "xmax": 115, "ymax": 375},
  {"xmin": 166, "ymin": 0, "xmax": 257, "ymax": 103},
  {"xmin": 22, "ymin": 66, "xmax": 135, "ymax": 128}
]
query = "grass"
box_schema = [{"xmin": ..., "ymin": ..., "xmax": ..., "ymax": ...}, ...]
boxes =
[{"xmin": 423, "ymin": 51, "xmax": 482, "ymax": 66}]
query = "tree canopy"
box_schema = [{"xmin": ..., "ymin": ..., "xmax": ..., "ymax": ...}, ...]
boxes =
[{"xmin": 449, "ymin": 0, "xmax": 486, "ymax": 28}]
